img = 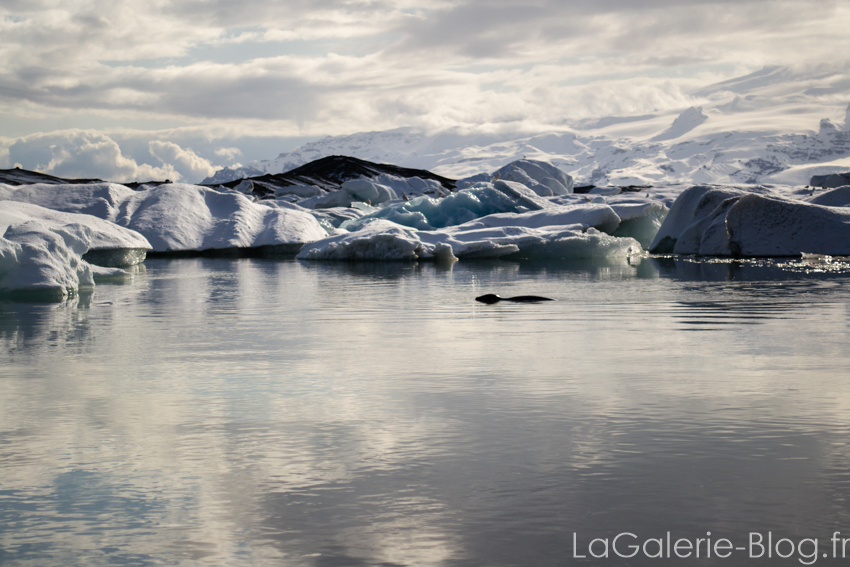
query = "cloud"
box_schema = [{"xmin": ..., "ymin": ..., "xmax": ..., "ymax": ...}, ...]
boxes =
[
  {"xmin": 1, "ymin": 0, "xmax": 848, "ymax": 177},
  {"xmin": 214, "ymin": 147, "xmax": 242, "ymax": 160},
  {"xmin": 2, "ymin": 0, "xmax": 847, "ymax": 134},
  {"xmin": 148, "ymin": 140, "xmax": 216, "ymax": 181},
  {"xmin": 4, "ymin": 130, "xmax": 218, "ymax": 182}
]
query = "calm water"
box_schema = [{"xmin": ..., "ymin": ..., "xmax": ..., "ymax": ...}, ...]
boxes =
[{"xmin": 3, "ymin": 256, "xmax": 850, "ymax": 566}]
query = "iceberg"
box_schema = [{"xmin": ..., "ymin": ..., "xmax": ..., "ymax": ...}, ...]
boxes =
[
  {"xmin": 455, "ymin": 159, "xmax": 574, "ymax": 196},
  {"xmin": 493, "ymin": 159, "xmax": 574, "ymax": 196},
  {"xmin": 648, "ymin": 185, "xmax": 774, "ymax": 253},
  {"xmin": 115, "ymin": 184, "xmax": 327, "ymax": 254},
  {"xmin": 649, "ymin": 185, "xmax": 850, "ymax": 257},
  {"xmin": 1, "ymin": 200, "xmax": 151, "ymax": 261},
  {"xmin": 725, "ymin": 194, "xmax": 850, "ymax": 257},
  {"xmin": 339, "ymin": 183, "xmax": 543, "ymax": 232},
  {"xmin": 1, "ymin": 182, "xmax": 328, "ymax": 255},
  {"xmin": 296, "ymin": 216, "xmax": 642, "ymax": 261},
  {"xmin": 0, "ymin": 201, "xmax": 147, "ymax": 298},
  {"xmin": 609, "ymin": 202, "xmax": 669, "ymax": 249}
]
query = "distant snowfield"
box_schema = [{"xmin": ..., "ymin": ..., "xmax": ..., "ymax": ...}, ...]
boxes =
[{"xmin": 204, "ymin": 67, "xmax": 850, "ymax": 189}]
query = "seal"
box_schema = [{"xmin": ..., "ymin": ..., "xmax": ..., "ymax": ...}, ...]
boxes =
[{"xmin": 475, "ymin": 293, "xmax": 554, "ymax": 304}]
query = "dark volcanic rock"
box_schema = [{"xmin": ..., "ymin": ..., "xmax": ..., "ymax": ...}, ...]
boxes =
[
  {"xmin": 0, "ymin": 167, "xmax": 104, "ymax": 186},
  {"xmin": 208, "ymin": 155, "xmax": 457, "ymax": 198},
  {"xmin": 0, "ymin": 167, "xmax": 173, "ymax": 191}
]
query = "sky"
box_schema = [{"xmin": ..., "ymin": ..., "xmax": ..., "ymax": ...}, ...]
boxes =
[{"xmin": 1, "ymin": 0, "xmax": 848, "ymax": 183}]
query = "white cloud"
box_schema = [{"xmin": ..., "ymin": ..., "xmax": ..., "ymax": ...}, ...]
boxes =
[
  {"xmin": 1, "ymin": 0, "xmax": 848, "ymax": 176},
  {"xmin": 148, "ymin": 140, "xmax": 216, "ymax": 182},
  {"xmin": 214, "ymin": 146, "xmax": 242, "ymax": 161},
  {"xmin": 5, "ymin": 130, "xmax": 197, "ymax": 182}
]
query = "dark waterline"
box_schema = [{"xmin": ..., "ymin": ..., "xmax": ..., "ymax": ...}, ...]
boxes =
[{"xmin": 2, "ymin": 257, "xmax": 850, "ymax": 566}]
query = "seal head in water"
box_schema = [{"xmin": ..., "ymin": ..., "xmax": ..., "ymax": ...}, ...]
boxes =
[{"xmin": 476, "ymin": 293, "xmax": 554, "ymax": 304}]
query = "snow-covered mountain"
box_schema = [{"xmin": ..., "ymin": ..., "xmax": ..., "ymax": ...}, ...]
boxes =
[{"xmin": 203, "ymin": 67, "xmax": 850, "ymax": 187}]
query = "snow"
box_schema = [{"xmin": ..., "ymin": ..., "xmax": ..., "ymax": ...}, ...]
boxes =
[
  {"xmin": 205, "ymin": 68, "xmax": 850, "ymax": 189},
  {"xmin": 651, "ymin": 107, "xmax": 709, "ymax": 142}
]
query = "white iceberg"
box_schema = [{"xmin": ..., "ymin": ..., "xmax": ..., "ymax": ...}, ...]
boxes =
[
  {"xmin": 0, "ymin": 201, "xmax": 148, "ymax": 298},
  {"xmin": 115, "ymin": 184, "xmax": 327, "ymax": 254},
  {"xmin": 725, "ymin": 194, "xmax": 850, "ymax": 256},
  {"xmin": 648, "ymin": 185, "xmax": 774, "ymax": 253},
  {"xmin": 459, "ymin": 159, "xmax": 574, "ymax": 197},
  {"xmin": 649, "ymin": 185, "xmax": 850, "ymax": 257},
  {"xmin": 1, "ymin": 182, "xmax": 328, "ymax": 255},
  {"xmin": 296, "ymin": 213, "xmax": 642, "ymax": 261}
]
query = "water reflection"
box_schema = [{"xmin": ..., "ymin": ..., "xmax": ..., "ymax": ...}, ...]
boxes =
[{"xmin": 2, "ymin": 258, "xmax": 850, "ymax": 566}]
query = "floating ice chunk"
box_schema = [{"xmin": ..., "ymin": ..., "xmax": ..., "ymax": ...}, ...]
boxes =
[
  {"xmin": 0, "ymin": 219, "xmax": 129, "ymax": 299},
  {"xmin": 648, "ymin": 185, "xmax": 774, "ymax": 253},
  {"xmin": 275, "ymin": 184, "xmax": 324, "ymax": 199},
  {"xmin": 2, "ymin": 182, "xmax": 325, "ymax": 254},
  {"xmin": 341, "ymin": 179, "xmax": 398, "ymax": 204},
  {"xmin": 609, "ymin": 202, "xmax": 669, "ymax": 249},
  {"xmin": 113, "ymin": 184, "xmax": 327, "ymax": 253},
  {"xmin": 0, "ymin": 182, "xmax": 135, "ymax": 220},
  {"xmin": 452, "ymin": 204, "xmax": 621, "ymax": 233},
  {"xmin": 0, "ymin": 200, "xmax": 151, "ymax": 262},
  {"xmin": 297, "ymin": 217, "xmax": 642, "ymax": 261},
  {"xmin": 312, "ymin": 189, "xmax": 355, "ymax": 209},
  {"xmin": 455, "ymin": 173, "xmax": 492, "ymax": 188},
  {"xmin": 493, "ymin": 159, "xmax": 574, "ymax": 195},
  {"xmin": 810, "ymin": 172, "xmax": 850, "ymax": 188},
  {"xmin": 368, "ymin": 173, "xmax": 445, "ymax": 198},
  {"xmin": 673, "ymin": 197, "xmax": 740, "ymax": 255},
  {"xmin": 340, "ymin": 184, "xmax": 539, "ymax": 231},
  {"xmin": 443, "ymin": 225, "xmax": 641, "ymax": 260},
  {"xmin": 724, "ymin": 194, "xmax": 850, "ymax": 256},
  {"xmin": 650, "ymin": 186, "xmax": 850, "ymax": 257},
  {"xmin": 296, "ymin": 220, "xmax": 422, "ymax": 260}
]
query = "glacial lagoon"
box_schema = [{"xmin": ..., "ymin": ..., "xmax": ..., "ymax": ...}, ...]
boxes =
[{"xmin": 3, "ymin": 257, "xmax": 850, "ymax": 566}]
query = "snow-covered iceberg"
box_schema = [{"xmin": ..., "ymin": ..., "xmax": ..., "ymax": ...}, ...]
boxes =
[
  {"xmin": 296, "ymin": 219, "xmax": 640, "ymax": 261},
  {"xmin": 648, "ymin": 185, "xmax": 774, "ymax": 253},
  {"xmin": 649, "ymin": 184, "xmax": 850, "ymax": 256},
  {"xmin": 1, "ymin": 182, "xmax": 328, "ymax": 255},
  {"xmin": 115, "ymin": 184, "xmax": 327, "ymax": 254},
  {"xmin": 493, "ymin": 159, "xmax": 574, "ymax": 196},
  {"xmin": 457, "ymin": 159, "xmax": 574, "ymax": 196},
  {"xmin": 0, "ymin": 201, "xmax": 149, "ymax": 298}
]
